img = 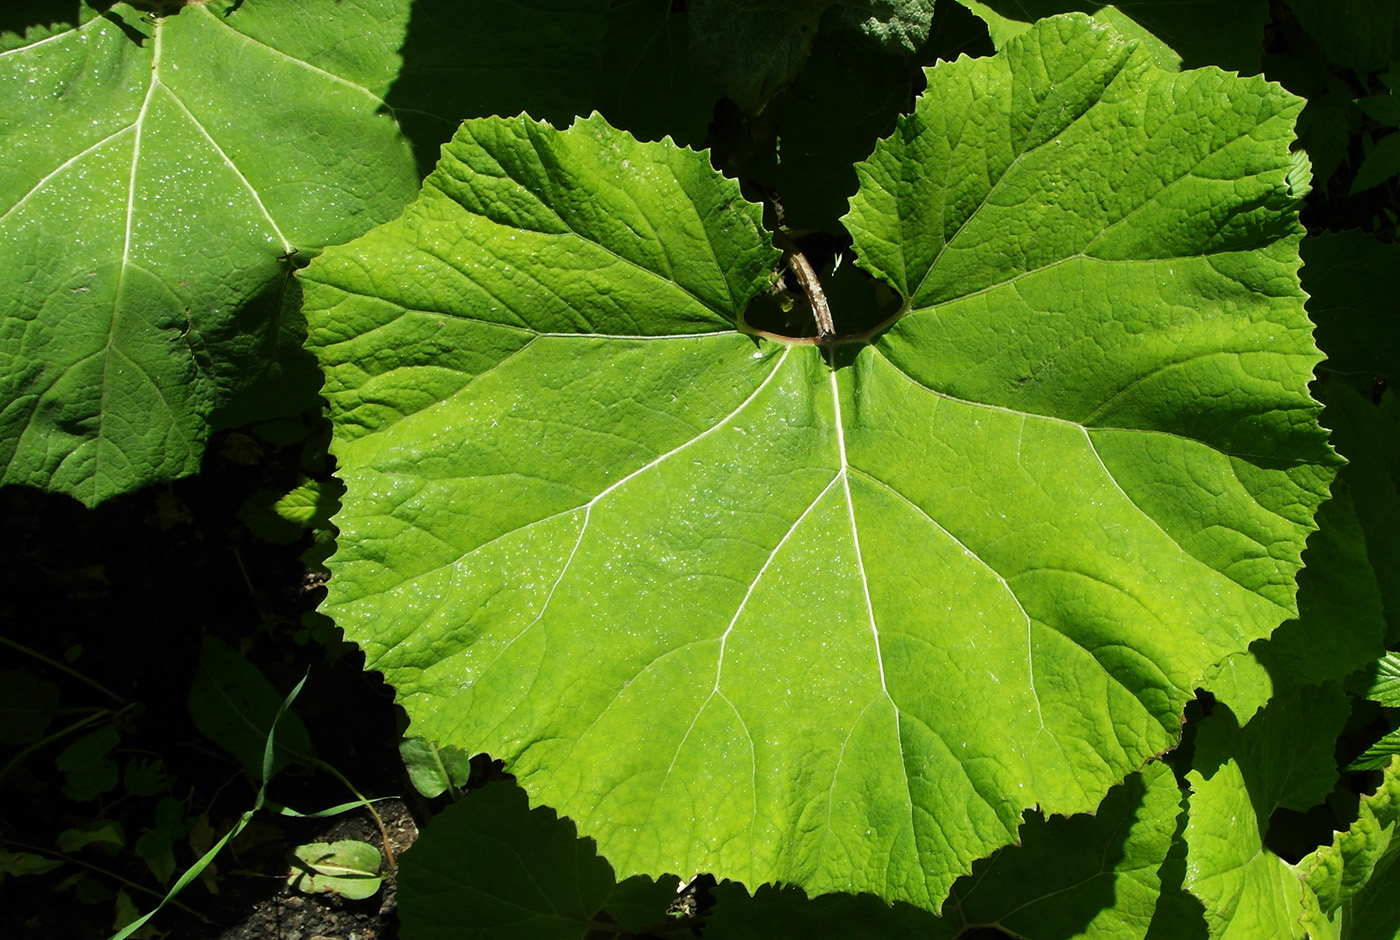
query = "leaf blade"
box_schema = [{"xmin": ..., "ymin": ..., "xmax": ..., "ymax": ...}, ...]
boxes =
[{"xmin": 305, "ymin": 16, "xmax": 1336, "ymax": 911}]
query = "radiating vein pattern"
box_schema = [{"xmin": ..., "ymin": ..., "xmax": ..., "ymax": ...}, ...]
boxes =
[
  {"xmin": 0, "ymin": 1, "xmax": 418, "ymax": 504},
  {"xmin": 305, "ymin": 14, "xmax": 1337, "ymax": 916}
]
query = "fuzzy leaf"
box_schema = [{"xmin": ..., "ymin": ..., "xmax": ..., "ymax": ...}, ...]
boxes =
[
  {"xmin": 837, "ymin": 0, "xmax": 938, "ymax": 53},
  {"xmin": 304, "ymin": 16, "xmax": 1335, "ymax": 911}
]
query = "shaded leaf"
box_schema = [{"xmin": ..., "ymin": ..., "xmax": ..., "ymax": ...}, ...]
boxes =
[
  {"xmin": 381, "ymin": 0, "xmax": 611, "ymax": 174},
  {"xmin": 688, "ymin": 0, "xmax": 828, "ymax": 110},
  {"xmin": 1304, "ymin": 232, "xmax": 1400, "ymax": 382},
  {"xmin": 1284, "ymin": 0, "xmax": 1400, "ymax": 73},
  {"xmin": 0, "ymin": 668, "xmax": 59, "ymax": 745},
  {"xmin": 1351, "ymin": 131, "xmax": 1400, "ymax": 193},
  {"xmin": 56, "ymin": 820, "xmax": 125, "ymax": 853},
  {"xmin": 744, "ymin": 25, "xmax": 921, "ymax": 234},
  {"xmin": 1322, "ymin": 385, "xmax": 1400, "ymax": 647},
  {"xmin": 187, "ymin": 635, "xmax": 315, "ymax": 779},
  {"xmin": 0, "ymin": 850, "xmax": 63, "ymax": 879},
  {"xmin": 595, "ymin": 0, "xmax": 722, "ymax": 149},
  {"xmin": 56, "ymin": 726, "xmax": 120, "ymax": 801},
  {"xmin": 0, "ymin": 0, "xmax": 419, "ymax": 506},
  {"xmin": 395, "ymin": 781, "xmax": 679, "ymax": 940},
  {"xmin": 1358, "ymin": 91, "xmax": 1400, "ymax": 126}
]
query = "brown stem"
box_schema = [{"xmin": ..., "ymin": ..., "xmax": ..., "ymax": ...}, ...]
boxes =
[{"xmin": 785, "ymin": 249, "xmax": 833, "ymax": 341}]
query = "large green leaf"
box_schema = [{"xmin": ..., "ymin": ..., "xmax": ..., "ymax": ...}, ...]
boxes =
[
  {"xmin": 0, "ymin": 0, "xmax": 418, "ymax": 506},
  {"xmin": 303, "ymin": 15, "xmax": 1335, "ymax": 910}
]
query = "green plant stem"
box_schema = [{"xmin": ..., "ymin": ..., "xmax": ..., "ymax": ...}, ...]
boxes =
[
  {"xmin": 0, "ymin": 635, "xmax": 127, "ymax": 705},
  {"xmin": 310, "ymin": 758, "xmax": 397, "ymax": 868}
]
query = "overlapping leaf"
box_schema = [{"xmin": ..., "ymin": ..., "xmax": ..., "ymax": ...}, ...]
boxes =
[
  {"xmin": 303, "ymin": 15, "xmax": 1335, "ymax": 911},
  {"xmin": 1301, "ymin": 756, "xmax": 1400, "ymax": 940},
  {"xmin": 397, "ymin": 781, "xmax": 679, "ymax": 940},
  {"xmin": 0, "ymin": 0, "xmax": 419, "ymax": 506},
  {"xmin": 1183, "ymin": 686, "xmax": 1349, "ymax": 940},
  {"xmin": 954, "ymin": 0, "xmax": 1270, "ymax": 72},
  {"xmin": 704, "ymin": 763, "xmax": 1184, "ymax": 939}
]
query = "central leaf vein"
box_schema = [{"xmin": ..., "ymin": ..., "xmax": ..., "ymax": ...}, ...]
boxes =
[
  {"xmin": 851, "ymin": 468, "xmax": 1046, "ymax": 737},
  {"xmin": 831, "ymin": 366, "xmax": 925, "ymax": 878}
]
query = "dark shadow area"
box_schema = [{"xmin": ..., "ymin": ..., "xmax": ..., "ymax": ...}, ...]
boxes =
[
  {"xmin": 0, "ymin": 422, "xmax": 405, "ymax": 938},
  {"xmin": 205, "ymin": 262, "xmax": 324, "ymax": 433},
  {"xmin": 380, "ymin": 0, "xmax": 990, "ymax": 199},
  {"xmin": 380, "ymin": 0, "xmax": 619, "ymax": 178},
  {"xmin": 729, "ymin": 0, "xmax": 991, "ymax": 236},
  {"xmin": 1142, "ymin": 790, "xmax": 1208, "ymax": 940},
  {"xmin": 741, "ymin": 248, "xmax": 904, "ymax": 342},
  {"xmin": 380, "ymin": 0, "xmax": 728, "ymax": 177},
  {"xmin": 0, "ymin": 0, "xmax": 84, "ymax": 36},
  {"xmin": 971, "ymin": 0, "xmax": 1270, "ymax": 73}
]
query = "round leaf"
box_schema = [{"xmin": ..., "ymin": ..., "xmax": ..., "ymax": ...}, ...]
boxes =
[{"xmin": 304, "ymin": 15, "xmax": 1336, "ymax": 911}]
